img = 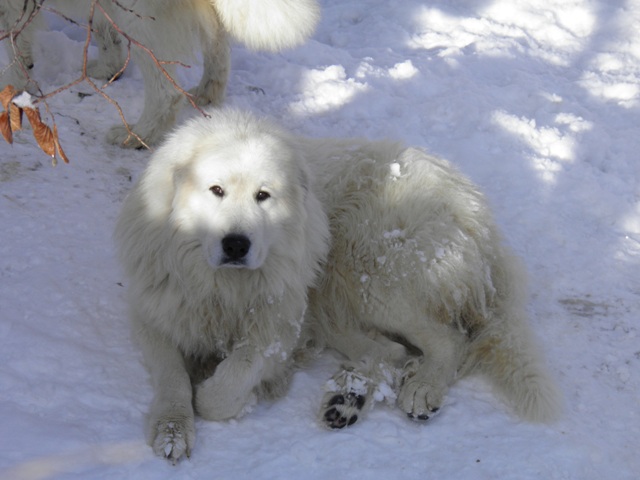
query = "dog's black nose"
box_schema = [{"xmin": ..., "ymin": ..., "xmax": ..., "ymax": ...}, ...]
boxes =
[{"xmin": 222, "ymin": 234, "xmax": 251, "ymax": 262}]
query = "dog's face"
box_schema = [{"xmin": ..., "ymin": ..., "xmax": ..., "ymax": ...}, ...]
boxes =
[{"xmin": 169, "ymin": 134, "xmax": 307, "ymax": 270}]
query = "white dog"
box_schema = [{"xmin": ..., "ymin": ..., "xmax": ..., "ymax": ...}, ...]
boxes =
[
  {"xmin": 0, "ymin": 0, "xmax": 320, "ymax": 147},
  {"xmin": 114, "ymin": 109, "xmax": 329, "ymax": 462},
  {"xmin": 301, "ymin": 138, "xmax": 562, "ymax": 428},
  {"xmin": 115, "ymin": 108, "xmax": 560, "ymax": 461}
]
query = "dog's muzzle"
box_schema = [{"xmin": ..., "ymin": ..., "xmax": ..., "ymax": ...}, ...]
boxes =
[{"xmin": 221, "ymin": 233, "xmax": 251, "ymax": 266}]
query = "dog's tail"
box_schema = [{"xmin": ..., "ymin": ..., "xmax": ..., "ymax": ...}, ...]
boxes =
[
  {"xmin": 212, "ymin": 0, "xmax": 320, "ymax": 52},
  {"xmin": 463, "ymin": 314, "xmax": 562, "ymax": 423}
]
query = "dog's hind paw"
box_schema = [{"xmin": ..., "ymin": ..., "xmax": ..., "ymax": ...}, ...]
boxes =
[
  {"xmin": 106, "ymin": 124, "xmax": 147, "ymax": 149},
  {"xmin": 320, "ymin": 368, "xmax": 372, "ymax": 429},
  {"xmin": 86, "ymin": 59, "xmax": 123, "ymax": 82},
  {"xmin": 397, "ymin": 359, "xmax": 446, "ymax": 421},
  {"xmin": 398, "ymin": 379, "xmax": 444, "ymax": 421},
  {"xmin": 322, "ymin": 391, "xmax": 366, "ymax": 429},
  {"xmin": 188, "ymin": 80, "xmax": 225, "ymax": 107}
]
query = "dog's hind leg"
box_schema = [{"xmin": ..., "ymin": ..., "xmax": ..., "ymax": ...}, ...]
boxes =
[
  {"xmin": 86, "ymin": 13, "xmax": 125, "ymax": 81},
  {"xmin": 0, "ymin": 0, "xmax": 43, "ymax": 90},
  {"xmin": 189, "ymin": 12, "xmax": 229, "ymax": 106},
  {"xmin": 396, "ymin": 321, "xmax": 467, "ymax": 421},
  {"xmin": 105, "ymin": 51, "xmax": 182, "ymax": 147},
  {"xmin": 321, "ymin": 365, "xmax": 371, "ymax": 429},
  {"xmin": 320, "ymin": 330, "xmax": 407, "ymax": 429}
]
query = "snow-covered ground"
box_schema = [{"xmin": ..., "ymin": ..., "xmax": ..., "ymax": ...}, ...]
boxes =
[{"xmin": 1, "ymin": 0, "xmax": 639, "ymax": 478}]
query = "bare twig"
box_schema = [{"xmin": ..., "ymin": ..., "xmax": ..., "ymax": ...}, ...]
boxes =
[{"xmin": 1, "ymin": 0, "xmax": 212, "ymax": 159}]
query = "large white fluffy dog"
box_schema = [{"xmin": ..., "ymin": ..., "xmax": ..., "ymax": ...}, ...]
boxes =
[
  {"xmin": 0, "ymin": 0, "xmax": 319, "ymax": 147},
  {"xmin": 115, "ymin": 108, "xmax": 560, "ymax": 461},
  {"xmin": 115, "ymin": 109, "xmax": 329, "ymax": 462}
]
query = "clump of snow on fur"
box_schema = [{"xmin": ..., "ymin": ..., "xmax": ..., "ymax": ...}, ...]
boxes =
[
  {"xmin": 389, "ymin": 162, "xmax": 402, "ymax": 178},
  {"xmin": 324, "ymin": 369, "xmax": 369, "ymax": 396},
  {"xmin": 373, "ymin": 382, "xmax": 396, "ymax": 404},
  {"xmin": 383, "ymin": 229, "xmax": 405, "ymax": 239},
  {"xmin": 264, "ymin": 341, "xmax": 287, "ymax": 361},
  {"xmin": 324, "ymin": 378, "xmax": 341, "ymax": 393},
  {"xmin": 372, "ymin": 364, "xmax": 398, "ymax": 405},
  {"xmin": 235, "ymin": 393, "xmax": 257, "ymax": 419}
]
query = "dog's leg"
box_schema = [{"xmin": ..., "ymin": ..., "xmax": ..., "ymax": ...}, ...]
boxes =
[
  {"xmin": 86, "ymin": 13, "xmax": 125, "ymax": 81},
  {"xmin": 321, "ymin": 364, "xmax": 371, "ymax": 429},
  {"xmin": 319, "ymin": 330, "xmax": 407, "ymax": 428},
  {"xmin": 189, "ymin": 14, "xmax": 229, "ymax": 106},
  {"xmin": 396, "ymin": 322, "xmax": 467, "ymax": 421},
  {"xmin": 105, "ymin": 50, "xmax": 182, "ymax": 148},
  {"xmin": 0, "ymin": 0, "xmax": 43, "ymax": 90},
  {"xmin": 194, "ymin": 344, "xmax": 281, "ymax": 421},
  {"xmin": 134, "ymin": 322, "xmax": 195, "ymax": 464}
]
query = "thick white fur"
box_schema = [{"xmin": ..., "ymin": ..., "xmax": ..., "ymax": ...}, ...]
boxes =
[
  {"xmin": 114, "ymin": 109, "xmax": 329, "ymax": 462},
  {"xmin": 213, "ymin": 0, "xmax": 320, "ymax": 52},
  {"xmin": 117, "ymin": 108, "xmax": 560, "ymax": 461},
  {"xmin": 302, "ymin": 138, "xmax": 562, "ymax": 428},
  {"xmin": 0, "ymin": 0, "xmax": 319, "ymax": 147}
]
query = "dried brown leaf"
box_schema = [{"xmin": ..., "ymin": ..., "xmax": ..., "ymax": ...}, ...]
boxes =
[
  {"xmin": 0, "ymin": 111, "xmax": 13, "ymax": 144},
  {"xmin": 23, "ymin": 107, "xmax": 56, "ymax": 158},
  {"xmin": 9, "ymin": 103, "xmax": 22, "ymax": 132},
  {"xmin": 53, "ymin": 124, "xmax": 70, "ymax": 164},
  {"xmin": 0, "ymin": 85, "xmax": 17, "ymax": 111}
]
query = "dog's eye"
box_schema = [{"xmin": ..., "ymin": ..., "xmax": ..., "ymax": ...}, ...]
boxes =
[
  {"xmin": 209, "ymin": 185, "xmax": 224, "ymax": 197},
  {"xmin": 256, "ymin": 190, "xmax": 270, "ymax": 202}
]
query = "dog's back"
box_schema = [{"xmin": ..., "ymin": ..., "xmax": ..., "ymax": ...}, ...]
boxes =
[{"xmin": 304, "ymin": 139, "xmax": 561, "ymax": 425}]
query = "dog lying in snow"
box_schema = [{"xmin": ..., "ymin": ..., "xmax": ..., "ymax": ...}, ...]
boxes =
[{"xmin": 115, "ymin": 108, "xmax": 560, "ymax": 461}]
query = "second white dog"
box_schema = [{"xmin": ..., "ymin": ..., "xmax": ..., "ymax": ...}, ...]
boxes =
[{"xmin": 0, "ymin": 0, "xmax": 320, "ymax": 147}]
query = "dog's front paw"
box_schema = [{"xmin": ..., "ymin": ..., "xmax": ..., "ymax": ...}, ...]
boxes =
[
  {"xmin": 149, "ymin": 414, "xmax": 195, "ymax": 464},
  {"xmin": 188, "ymin": 80, "xmax": 225, "ymax": 107}
]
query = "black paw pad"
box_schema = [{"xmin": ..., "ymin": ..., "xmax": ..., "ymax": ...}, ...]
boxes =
[
  {"xmin": 324, "ymin": 407, "xmax": 355, "ymax": 429},
  {"xmin": 407, "ymin": 407, "xmax": 439, "ymax": 422},
  {"xmin": 407, "ymin": 412, "xmax": 430, "ymax": 421},
  {"xmin": 322, "ymin": 392, "xmax": 366, "ymax": 429}
]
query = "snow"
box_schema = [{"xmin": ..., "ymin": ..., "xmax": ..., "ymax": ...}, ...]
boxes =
[
  {"xmin": 1, "ymin": 0, "xmax": 639, "ymax": 478},
  {"xmin": 10, "ymin": 92, "xmax": 36, "ymax": 109}
]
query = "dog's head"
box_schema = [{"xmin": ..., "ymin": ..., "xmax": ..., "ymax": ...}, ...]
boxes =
[{"xmin": 163, "ymin": 111, "xmax": 311, "ymax": 271}]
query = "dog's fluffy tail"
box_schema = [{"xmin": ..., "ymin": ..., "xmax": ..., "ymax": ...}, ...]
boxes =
[
  {"xmin": 463, "ymin": 313, "xmax": 562, "ymax": 423},
  {"xmin": 212, "ymin": 0, "xmax": 320, "ymax": 51}
]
